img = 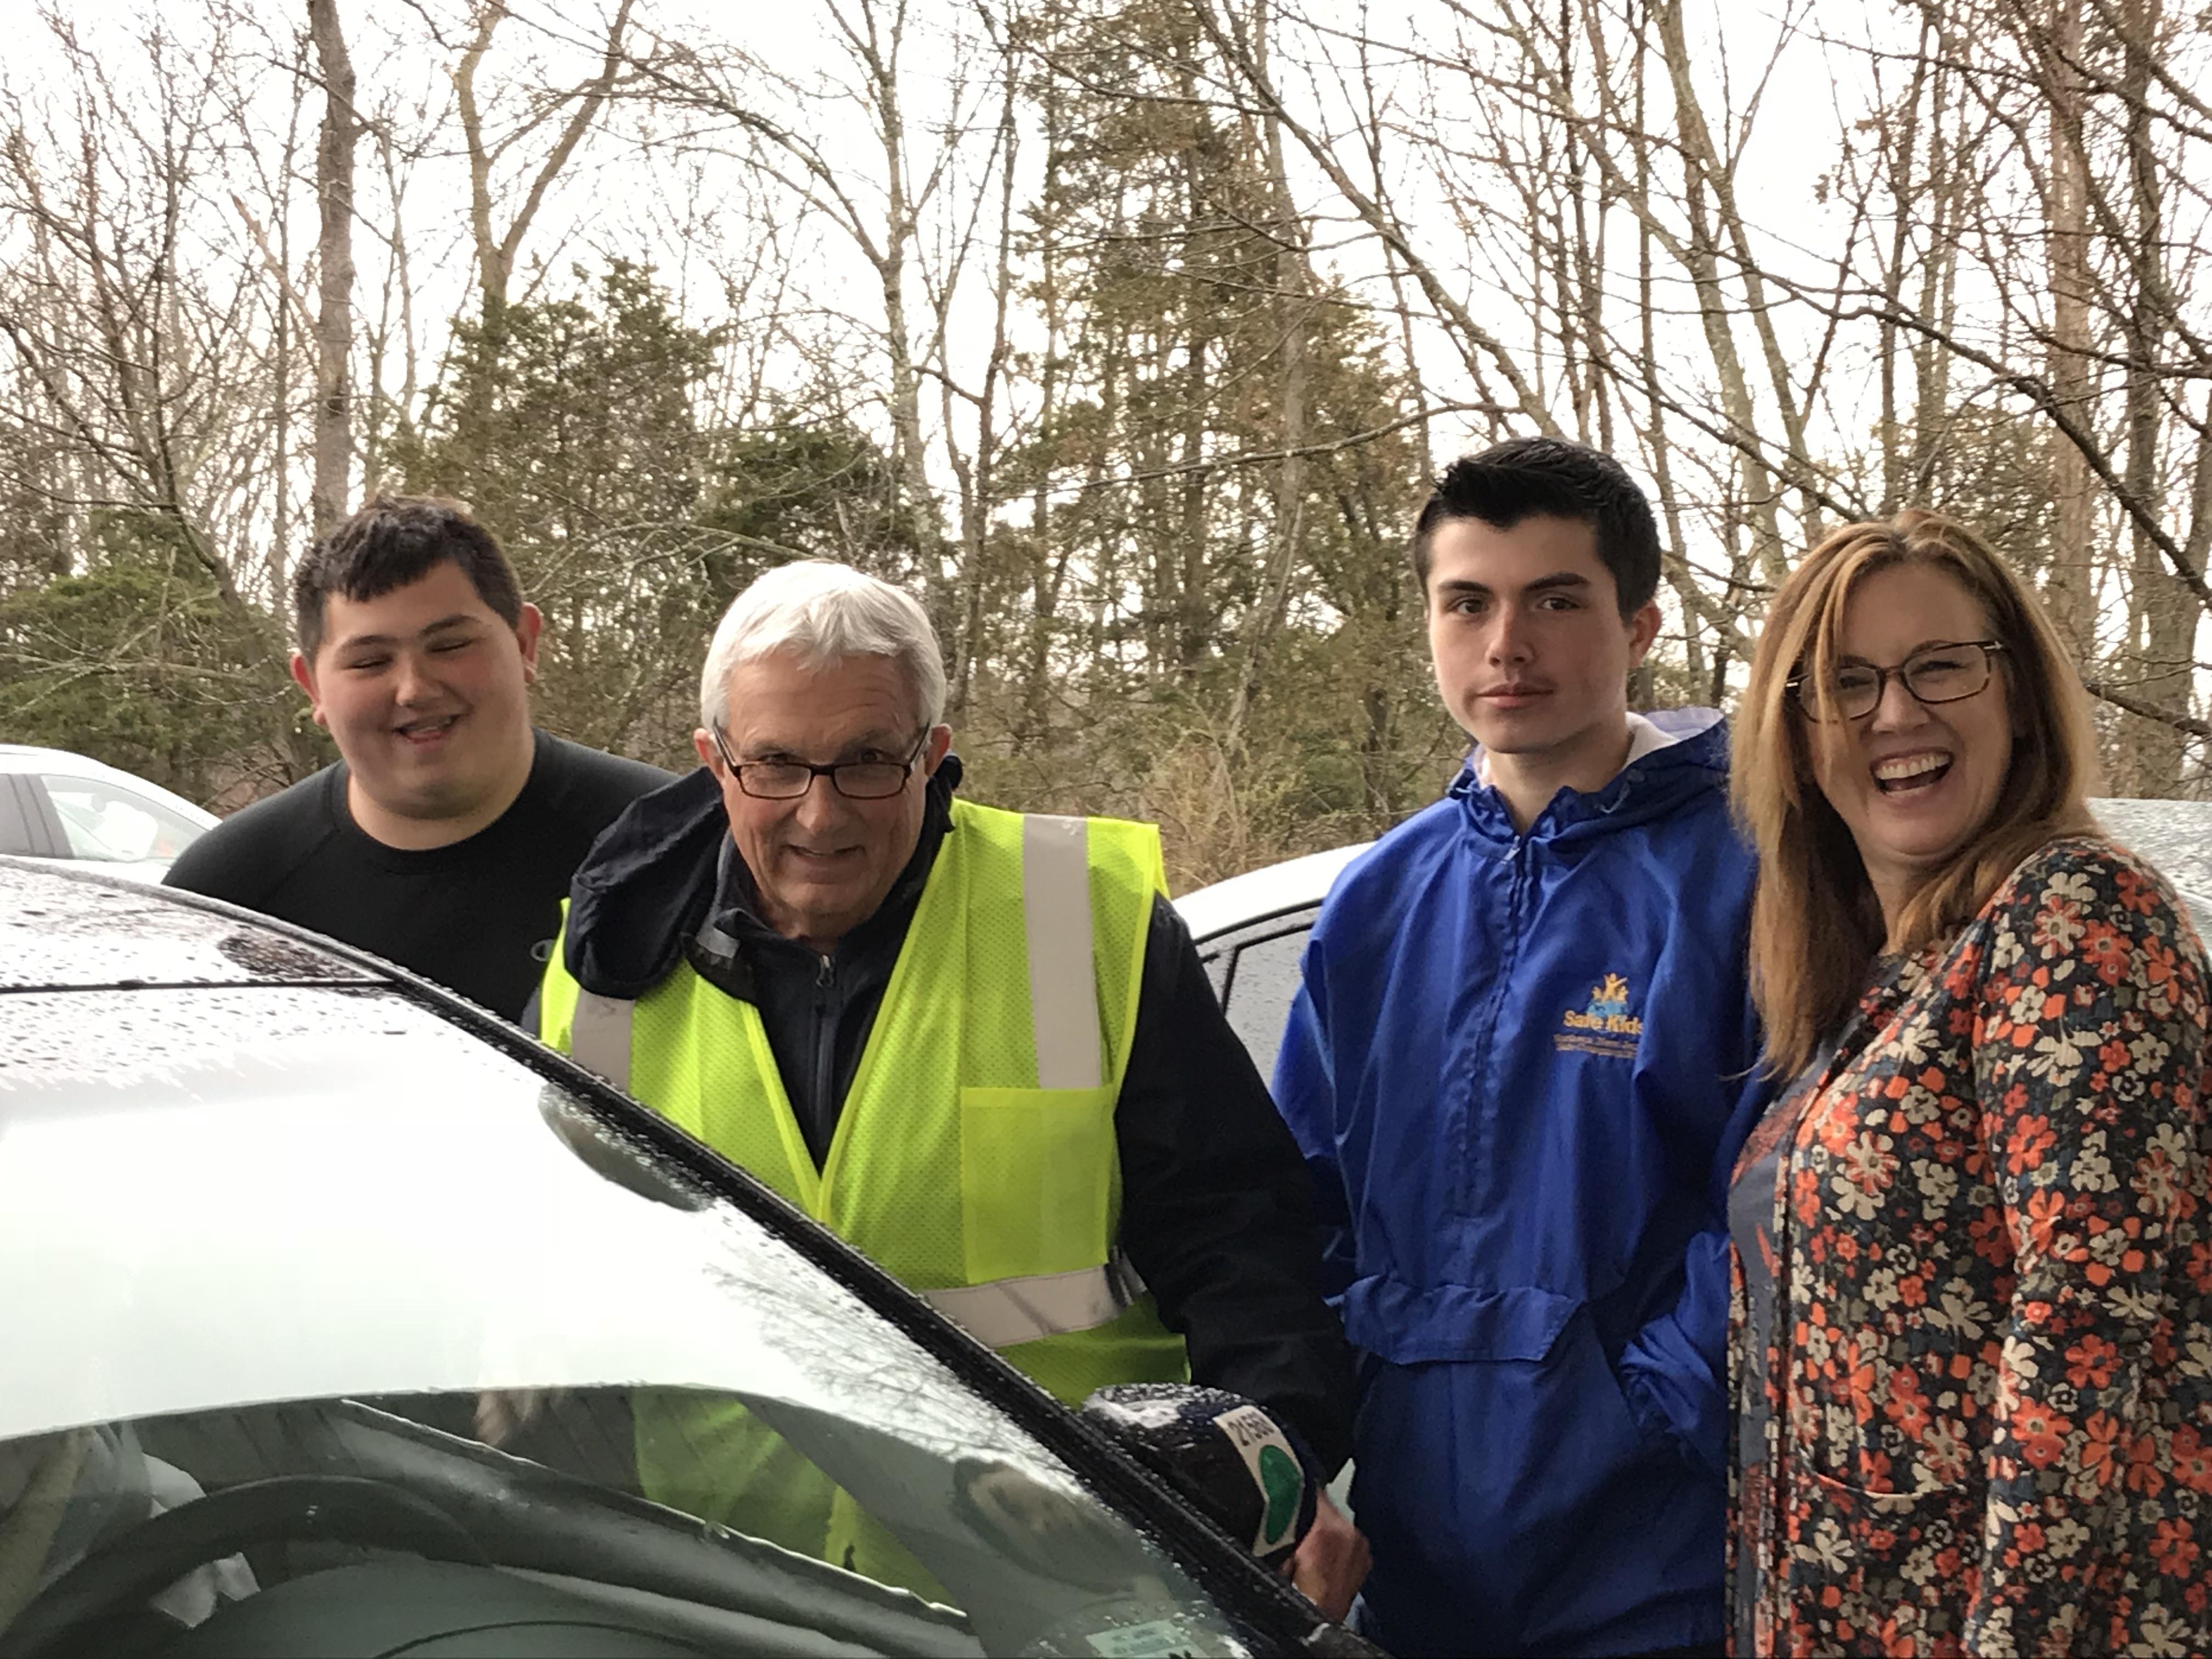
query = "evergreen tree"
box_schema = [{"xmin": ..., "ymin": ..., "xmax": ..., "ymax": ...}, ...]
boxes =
[
  {"xmin": 970, "ymin": 0, "xmax": 1455, "ymax": 883},
  {"xmin": 0, "ymin": 511, "xmax": 302, "ymax": 804}
]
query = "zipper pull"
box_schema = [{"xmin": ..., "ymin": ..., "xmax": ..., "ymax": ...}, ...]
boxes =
[{"xmin": 815, "ymin": 953, "xmax": 833, "ymax": 988}]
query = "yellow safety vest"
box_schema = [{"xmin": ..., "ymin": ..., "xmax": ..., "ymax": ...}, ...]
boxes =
[{"xmin": 539, "ymin": 799, "xmax": 1189, "ymax": 1584}]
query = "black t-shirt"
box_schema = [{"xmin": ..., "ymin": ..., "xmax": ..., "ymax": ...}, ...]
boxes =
[{"xmin": 164, "ymin": 730, "xmax": 674, "ymax": 1018}]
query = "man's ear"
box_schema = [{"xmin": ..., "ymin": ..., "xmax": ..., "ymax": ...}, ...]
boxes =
[
  {"xmin": 1625, "ymin": 600, "xmax": 1663, "ymax": 668},
  {"xmin": 287, "ymin": 651, "xmax": 327, "ymax": 727},
  {"xmin": 692, "ymin": 728, "xmax": 722, "ymax": 773},
  {"xmin": 514, "ymin": 602, "xmax": 545, "ymax": 685},
  {"xmin": 922, "ymin": 723, "xmax": 954, "ymax": 776}
]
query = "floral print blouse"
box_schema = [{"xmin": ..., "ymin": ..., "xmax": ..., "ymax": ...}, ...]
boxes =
[{"xmin": 1729, "ymin": 837, "xmax": 2212, "ymax": 1657}]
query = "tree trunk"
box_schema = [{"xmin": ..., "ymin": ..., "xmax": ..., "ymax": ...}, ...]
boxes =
[
  {"xmin": 309, "ymin": 0, "xmax": 359, "ymax": 537},
  {"xmin": 2117, "ymin": 0, "xmax": 2190, "ymax": 789},
  {"xmin": 2043, "ymin": 0, "xmax": 2096, "ymax": 655},
  {"xmin": 1879, "ymin": 18, "xmax": 1933, "ymax": 515},
  {"xmin": 1229, "ymin": 3, "xmax": 1311, "ymax": 739},
  {"xmin": 452, "ymin": 0, "xmax": 633, "ymax": 426}
]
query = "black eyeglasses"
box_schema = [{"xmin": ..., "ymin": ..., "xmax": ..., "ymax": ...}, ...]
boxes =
[
  {"xmin": 1787, "ymin": 640, "xmax": 2007, "ymax": 723},
  {"xmin": 709, "ymin": 729, "xmax": 929, "ymax": 800}
]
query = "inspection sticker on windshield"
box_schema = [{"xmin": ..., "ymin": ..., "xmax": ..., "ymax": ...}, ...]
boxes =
[{"xmin": 1211, "ymin": 1402, "xmax": 1303, "ymax": 1554}]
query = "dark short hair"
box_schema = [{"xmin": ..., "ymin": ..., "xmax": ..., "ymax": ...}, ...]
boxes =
[
  {"xmin": 292, "ymin": 495, "xmax": 523, "ymax": 656},
  {"xmin": 1409, "ymin": 437, "xmax": 1661, "ymax": 617}
]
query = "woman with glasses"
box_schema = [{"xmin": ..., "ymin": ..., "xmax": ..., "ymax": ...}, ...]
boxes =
[{"xmin": 1726, "ymin": 511, "xmax": 2211, "ymax": 1656}]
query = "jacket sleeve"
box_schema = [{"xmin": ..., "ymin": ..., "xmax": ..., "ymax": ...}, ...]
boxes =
[
  {"xmin": 1271, "ymin": 944, "xmax": 1357, "ymax": 1304},
  {"xmin": 1113, "ymin": 896, "xmax": 1358, "ymax": 1475},
  {"xmin": 1961, "ymin": 853, "xmax": 2208, "ymax": 1654},
  {"xmin": 1616, "ymin": 986, "xmax": 1773, "ymax": 1479}
]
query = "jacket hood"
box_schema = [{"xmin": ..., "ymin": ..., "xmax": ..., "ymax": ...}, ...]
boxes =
[
  {"xmin": 563, "ymin": 755, "xmax": 963, "ymax": 998},
  {"xmin": 1450, "ymin": 707, "xmax": 1729, "ymax": 849},
  {"xmin": 563, "ymin": 766, "xmax": 726, "ymax": 997}
]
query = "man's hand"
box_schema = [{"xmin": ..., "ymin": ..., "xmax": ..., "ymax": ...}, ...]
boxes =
[{"xmin": 1285, "ymin": 1490, "xmax": 1369, "ymax": 1625}]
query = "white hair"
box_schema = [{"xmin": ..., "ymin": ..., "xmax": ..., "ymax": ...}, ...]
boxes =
[{"xmin": 698, "ymin": 560, "xmax": 947, "ymax": 732}]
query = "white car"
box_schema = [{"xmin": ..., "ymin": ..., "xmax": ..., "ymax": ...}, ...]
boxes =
[
  {"xmin": 0, "ymin": 746, "xmax": 218, "ymax": 882},
  {"xmin": 0, "ymin": 858, "xmax": 1375, "ymax": 1659},
  {"xmin": 1178, "ymin": 798, "xmax": 2212, "ymax": 1080}
]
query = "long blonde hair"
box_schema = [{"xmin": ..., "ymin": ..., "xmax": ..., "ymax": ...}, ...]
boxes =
[{"xmin": 1733, "ymin": 511, "xmax": 2100, "ymax": 1076}]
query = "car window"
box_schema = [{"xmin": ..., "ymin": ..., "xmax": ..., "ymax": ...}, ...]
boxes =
[
  {"xmin": 0, "ymin": 777, "xmax": 45, "ymax": 856},
  {"xmin": 35, "ymin": 774, "xmax": 206, "ymax": 864},
  {"xmin": 1221, "ymin": 929, "xmax": 1312, "ymax": 1079},
  {"xmin": 1201, "ymin": 945, "xmax": 1231, "ymax": 1002},
  {"xmin": 0, "ymin": 985, "xmax": 1261, "ymax": 1658},
  {"xmin": 1197, "ymin": 907, "xmax": 1321, "ymax": 1080}
]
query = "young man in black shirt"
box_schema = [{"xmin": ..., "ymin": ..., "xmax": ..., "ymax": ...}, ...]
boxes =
[{"xmin": 166, "ymin": 496, "xmax": 670, "ymax": 1019}]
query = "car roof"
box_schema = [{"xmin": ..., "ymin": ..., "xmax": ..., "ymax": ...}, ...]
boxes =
[
  {"xmin": 0, "ymin": 857, "xmax": 376, "ymax": 991},
  {"xmin": 1173, "ymin": 844, "xmax": 1370, "ymax": 943},
  {"xmin": 2089, "ymin": 797, "xmax": 2212, "ymax": 916},
  {"xmin": 0, "ymin": 742, "xmax": 134, "ymax": 770},
  {"xmin": 0, "ymin": 744, "xmax": 221, "ymax": 827}
]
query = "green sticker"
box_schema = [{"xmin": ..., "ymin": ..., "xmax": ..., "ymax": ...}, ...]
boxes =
[
  {"xmin": 1212, "ymin": 1403, "xmax": 1303, "ymax": 1554},
  {"xmin": 1258, "ymin": 1442, "xmax": 1301, "ymax": 1545}
]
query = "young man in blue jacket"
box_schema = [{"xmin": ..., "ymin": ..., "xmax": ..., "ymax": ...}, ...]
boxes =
[{"xmin": 1273, "ymin": 438, "xmax": 1764, "ymax": 1656}]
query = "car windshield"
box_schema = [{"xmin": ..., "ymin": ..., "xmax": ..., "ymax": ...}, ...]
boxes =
[{"xmin": 0, "ymin": 983, "xmax": 1255, "ymax": 1658}]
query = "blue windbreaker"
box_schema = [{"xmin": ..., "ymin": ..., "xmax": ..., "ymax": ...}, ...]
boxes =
[{"xmin": 1273, "ymin": 709, "xmax": 1765, "ymax": 1657}]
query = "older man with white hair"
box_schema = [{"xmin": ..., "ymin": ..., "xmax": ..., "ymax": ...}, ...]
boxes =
[{"xmin": 536, "ymin": 560, "xmax": 1362, "ymax": 1612}]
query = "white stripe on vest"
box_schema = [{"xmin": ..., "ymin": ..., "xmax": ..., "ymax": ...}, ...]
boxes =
[
  {"xmin": 569, "ymin": 991, "xmax": 634, "ymax": 1091},
  {"xmin": 923, "ymin": 1252, "xmax": 1144, "ymax": 1349},
  {"xmin": 1020, "ymin": 813, "xmax": 1101, "ymax": 1089}
]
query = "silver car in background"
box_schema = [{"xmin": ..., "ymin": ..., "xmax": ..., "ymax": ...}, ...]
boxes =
[{"xmin": 0, "ymin": 746, "xmax": 217, "ymax": 882}]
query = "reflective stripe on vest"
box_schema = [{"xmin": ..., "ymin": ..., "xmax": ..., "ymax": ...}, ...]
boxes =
[
  {"xmin": 568, "ymin": 990, "xmax": 635, "ymax": 1090},
  {"xmin": 922, "ymin": 1251, "xmax": 1146, "ymax": 1349},
  {"xmin": 1021, "ymin": 814, "xmax": 1099, "ymax": 1089}
]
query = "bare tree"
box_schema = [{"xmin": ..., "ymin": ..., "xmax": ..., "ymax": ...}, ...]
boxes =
[
  {"xmin": 452, "ymin": 0, "xmax": 637, "ymax": 376},
  {"xmin": 309, "ymin": 0, "xmax": 359, "ymax": 533},
  {"xmin": 620, "ymin": 0, "xmax": 1005, "ymax": 597}
]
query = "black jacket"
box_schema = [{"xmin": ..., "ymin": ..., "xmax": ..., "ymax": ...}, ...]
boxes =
[{"xmin": 561, "ymin": 760, "xmax": 1356, "ymax": 1471}]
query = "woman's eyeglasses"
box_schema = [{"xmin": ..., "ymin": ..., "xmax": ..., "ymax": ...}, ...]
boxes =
[{"xmin": 1787, "ymin": 641, "xmax": 2007, "ymax": 723}]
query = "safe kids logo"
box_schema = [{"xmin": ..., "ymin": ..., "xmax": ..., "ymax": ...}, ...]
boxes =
[{"xmin": 1556, "ymin": 972, "xmax": 1642, "ymax": 1057}]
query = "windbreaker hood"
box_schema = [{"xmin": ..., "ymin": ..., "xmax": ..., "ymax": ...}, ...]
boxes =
[{"xmin": 1451, "ymin": 706, "xmax": 1729, "ymax": 848}]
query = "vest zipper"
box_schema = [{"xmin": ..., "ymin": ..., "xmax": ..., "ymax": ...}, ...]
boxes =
[{"xmin": 811, "ymin": 952, "xmax": 837, "ymax": 1168}]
